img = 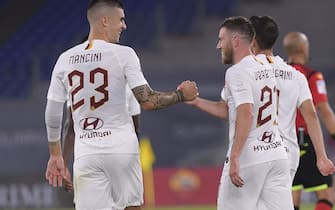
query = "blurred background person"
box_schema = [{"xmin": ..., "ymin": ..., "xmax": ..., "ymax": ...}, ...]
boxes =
[{"xmin": 284, "ymin": 31, "xmax": 335, "ymax": 210}]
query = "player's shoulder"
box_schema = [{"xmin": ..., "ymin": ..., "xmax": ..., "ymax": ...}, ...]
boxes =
[
  {"xmin": 230, "ymin": 55, "xmax": 263, "ymax": 70},
  {"xmin": 105, "ymin": 43, "xmax": 138, "ymax": 60},
  {"xmin": 291, "ymin": 63, "xmax": 322, "ymax": 79},
  {"xmin": 274, "ymin": 55, "xmax": 302, "ymax": 73},
  {"xmin": 226, "ymin": 55, "xmax": 268, "ymax": 79},
  {"xmin": 97, "ymin": 41, "xmax": 136, "ymax": 54},
  {"xmin": 55, "ymin": 42, "xmax": 86, "ymax": 64},
  {"xmin": 62, "ymin": 42, "xmax": 87, "ymax": 56}
]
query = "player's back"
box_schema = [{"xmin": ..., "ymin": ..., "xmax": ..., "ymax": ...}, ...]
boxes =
[
  {"xmin": 257, "ymin": 55, "xmax": 311, "ymax": 143},
  {"xmin": 224, "ymin": 55, "xmax": 287, "ymax": 169},
  {"xmin": 256, "ymin": 54, "xmax": 312, "ymax": 172},
  {"xmin": 53, "ymin": 40, "xmax": 147, "ymax": 158}
]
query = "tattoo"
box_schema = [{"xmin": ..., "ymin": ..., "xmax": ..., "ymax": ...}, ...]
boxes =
[{"xmin": 132, "ymin": 84, "xmax": 182, "ymax": 110}]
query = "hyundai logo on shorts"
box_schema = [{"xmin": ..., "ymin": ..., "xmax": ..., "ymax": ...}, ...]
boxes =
[{"xmin": 79, "ymin": 117, "xmax": 104, "ymax": 130}]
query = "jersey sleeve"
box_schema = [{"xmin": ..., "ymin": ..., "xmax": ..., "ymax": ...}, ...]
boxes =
[
  {"xmin": 220, "ymin": 87, "xmax": 226, "ymax": 101},
  {"xmin": 226, "ymin": 68, "xmax": 253, "ymax": 107},
  {"xmin": 126, "ymin": 86, "xmax": 141, "ymax": 116},
  {"xmin": 296, "ymin": 71, "xmax": 312, "ymax": 107},
  {"xmin": 308, "ymin": 72, "xmax": 328, "ymax": 105},
  {"xmin": 47, "ymin": 54, "xmax": 67, "ymax": 103},
  {"xmin": 121, "ymin": 47, "xmax": 148, "ymax": 89}
]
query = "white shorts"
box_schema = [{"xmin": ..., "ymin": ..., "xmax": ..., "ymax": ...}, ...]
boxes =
[
  {"xmin": 285, "ymin": 139, "xmax": 300, "ymax": 182},
  {"xmin": 217, "ymin": 159, "xmax": 293, "ymax": 210},
  {"xmin": 73, "ymin": 154, "xmax": 143, "ymax": 210}
]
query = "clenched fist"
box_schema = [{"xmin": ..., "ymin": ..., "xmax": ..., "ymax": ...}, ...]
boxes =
[{"xmin": 177, "ymin": 80, "xmax": 199, "ymax": 101}]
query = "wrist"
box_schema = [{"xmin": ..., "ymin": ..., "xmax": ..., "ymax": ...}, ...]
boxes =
[
  {"xmin": 230, "ymin": 152, "xmax": 240, "ymax": 159},
  {"xmin": 48, "ymin": 141, "xmax": 62, "ymax": 156},
  {"xmin": 175, "ymin": 90, "xmax": 184, "ymax": 102}
]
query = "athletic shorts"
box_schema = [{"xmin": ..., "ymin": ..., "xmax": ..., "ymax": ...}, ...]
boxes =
[
  {"xmin": 284, "ymin": 137, "xmax": 300, "ymax": 182},
  {"xmin": 292, "ymin": 134, "xmax": 333, "ymax": 192},
  {"xmin": 217, "ymin": 159, "xmax": 293, "ymax": 210},
  {"xmin": 73, "ymin": 153, "xmax": 143, "ymax": 210}
]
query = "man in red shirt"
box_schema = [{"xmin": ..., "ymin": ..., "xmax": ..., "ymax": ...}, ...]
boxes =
[{"xmin": 284, "ymin": 32, "xmax": 335, "ymax": 210}]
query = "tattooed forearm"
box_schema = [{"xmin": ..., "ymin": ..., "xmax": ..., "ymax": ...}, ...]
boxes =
[{"xmin": 132, "ymin": 84, "xmax": 183, "ymax": 110}]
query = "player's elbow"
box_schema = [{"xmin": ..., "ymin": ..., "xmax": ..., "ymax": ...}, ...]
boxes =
[
  {"xmin": 302, "ymin": 108, "xmax": 318, "ymax": 123},
  {"xmin": 141, "ymin": 102, "xmax": 155, "ymax": 111}
]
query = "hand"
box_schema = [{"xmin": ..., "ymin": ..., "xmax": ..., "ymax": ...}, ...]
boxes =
[
  {"xmin": 63, "ymin": 167, "xmax": 73, "ymax": 192},
  {"xmin": 229, "ymin": 156, "xmax": 244, "ymax": 187},
  {"xmin": 177, "ymin": 80, "xmax": 199, "ymax": 101},
  {"xmin": 45, "ymin": 155, "xmax": 65, "ymax": 188},
  {"xmin": 317, "ymin": 157, "xmax": 335, "ymax": 176}
]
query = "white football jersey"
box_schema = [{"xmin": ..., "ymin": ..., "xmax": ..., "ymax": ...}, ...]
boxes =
[
  {"xmin": 47, "ymin": 40, "xmax": 147, "ymax": 159},
  {"xmin": 256, "ymin": 54, "xmax": 312, "ymax": 171},
  {"xmin": 126, "ymin": 85, "xmax": 141, "ymax": 116},
  {"xmin": 224, "ymin": 55, "xmax": 287, "ymax": 170}
]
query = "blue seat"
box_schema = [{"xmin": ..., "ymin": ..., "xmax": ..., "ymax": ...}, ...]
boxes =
[{"xmin": 0, "ymin": 0, "xmax": 88, "ymax": 98}]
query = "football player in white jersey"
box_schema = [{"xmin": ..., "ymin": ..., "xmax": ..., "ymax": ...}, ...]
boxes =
[
  {"xmin": 249, "ymin": 15, "xmax": 334, "ymax": 182},
  {"xmin": 61, "ymin": 85, "xmax": 141, "ymax": 192},
  {"xmin": 44, "ymin": 1, "xmax": 198, "ymax": 210},
  {"xmin": 186, "ymin": 16, "xmax": 292, "ymax": 210}
]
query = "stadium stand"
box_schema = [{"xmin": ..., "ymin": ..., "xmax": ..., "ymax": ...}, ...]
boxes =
[
  {"xmin": 205, "ymin": 0, "xmax": 235, "ymax": 17},
  {"xmin": 161, "ymin": 0, "xmax": 197, "ymax": 35}
]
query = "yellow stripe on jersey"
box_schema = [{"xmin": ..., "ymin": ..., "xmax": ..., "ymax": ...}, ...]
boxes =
[
  {"xmin": 252, "ymin": 54, "xmax": 264, "ymax": 65},
  {"xmin": 266, "ymin": 55, "xmax": 274, "ymax": 64},
  {"xmin": 85, "ymin": 41, "xmax": 93, "ymax": 50}
]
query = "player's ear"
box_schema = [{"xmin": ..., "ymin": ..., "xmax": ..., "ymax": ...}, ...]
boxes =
[
  {"xmin": 232, "ymin": 35, "xmax": 239, "ymax": 48},
  {"xmin": 101, "ymin": 16, "xmax": 108, "ymax": 27}
]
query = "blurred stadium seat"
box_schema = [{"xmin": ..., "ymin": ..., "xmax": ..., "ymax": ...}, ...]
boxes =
[
  {"xmin": 160, "ymin": 0, "xmax": 196, "ymax": 35},
  {"xmin": 121, "ymin": 0, "xmax": 157, "ymax": 48},
  {"xmin": 205, "ymin": 0, "xmax": 235, "ymax": 17},
  {"xmin": 0, "ymin": 0, "xmax": 88, "ymax": 98},
  {"xmin": 0, "ymin": 0, "xmax": 235, "ymax": 98}
]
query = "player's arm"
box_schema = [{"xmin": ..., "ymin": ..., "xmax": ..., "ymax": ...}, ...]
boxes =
[
  {"xmin": 63, "ymin": 107, "xmax": 74, "ymax": 167},
  {"xmin": 62, "ymin": 107, "xmax": 75, "ymax": 192},
  {"xmin": 308, "ymin": 72, "xmax": 335, "ymax": 139},
  {"xmin": 126, "ymin": 88, "xmax": 141, "ymax": 136},
  {"xmin": 299, "ymin": 99, "xmax": 335, "ymax": 175},
  {"xmin": 45, "ymin": 99, "xmax": 65, "ymax": 188},
  {"xmin": 230, "ymin": 103, "xmax": 253, "ymax": 187},
  {"xmin": 186, "ymin": 97, "xmax": 228, "ymax": 120},
  {"xmin": 132, "ymin": 115, "xmax": 140, "ymax": 137},
  {"xmin": 132, "ymin": 81, "xmax": 198, "ymax": 110},
  {"xmin": 316, "ymin": 102, "xmax": 335, "ymax": 140}
]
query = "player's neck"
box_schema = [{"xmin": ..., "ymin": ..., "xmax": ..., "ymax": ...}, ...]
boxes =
[
  {"xmin": 257, "ymin": 49, "xmax": 273, "ymax": 56},
  {"xmin": 233, "ymin": 47, "xmax": 251, "ymax": 64},
  {"xmin": 88, "ymin": 30, "xmax": 109, "ymax": 43}
]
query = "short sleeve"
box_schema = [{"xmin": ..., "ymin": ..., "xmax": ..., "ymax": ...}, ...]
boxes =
[
  {"xmin": 47, "ymin": 55, "xmax": 67, "ymax": 103},
  {"xmin": 226, "ymin": 68, "xmax": 253, "ymax": 107},
  {"xmin": 309, "ymin": 72, "xmax": 328, "ymax": 104},
  {"xmin": 296, "ymin": 72, "xmax": 312, "ymax": 107},
  {"xmin": 126, "ymin": 86, "xmax": 141, "ymax": 116},
  {"xmin": 121, "ymin": 48, "xmax": 148, "ymax": 89},
  {"xmin": 220, "ymin": 87, "xmax": 226, "ymax": 101}
]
